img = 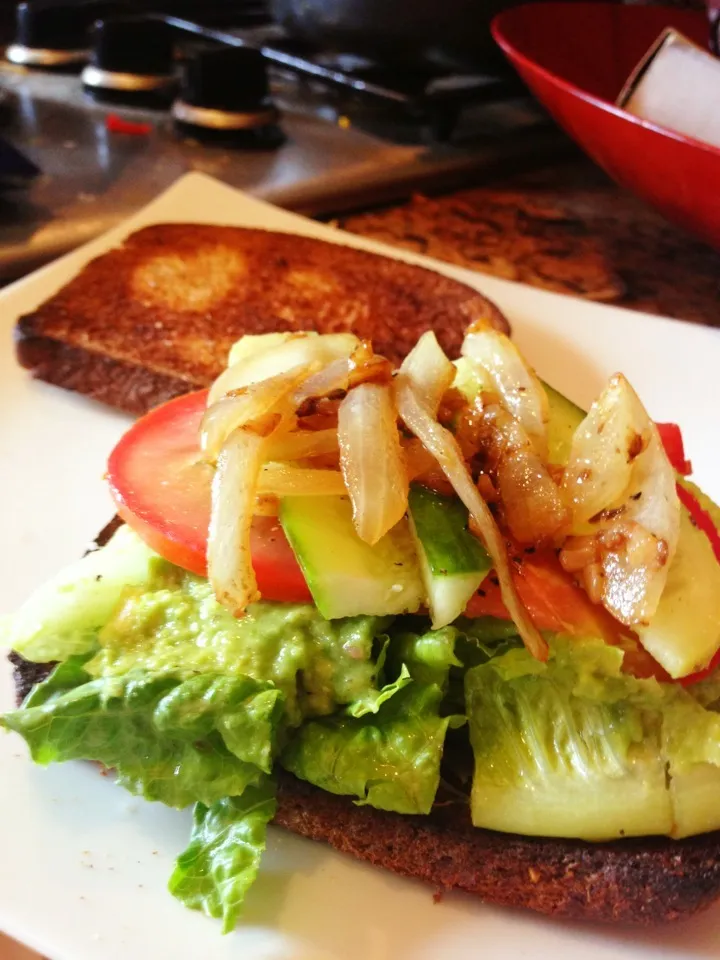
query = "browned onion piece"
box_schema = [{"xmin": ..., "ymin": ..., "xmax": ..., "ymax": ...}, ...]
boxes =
[
  {"xmin": 258, "ymin": 463, "xmax": 346, "ymax": 496},
  {"xmin": 207, "ymin": 424, "xmax": 270, "ymax": 616},
  {"xmin": 396, "ymin": 330, "xmax": 455, "ymax": 416},
  {"xmin": 394, "ymin": 371, "xmax": 548, "ymax": 661},
  {"xmin": 292, "ymin": 357, "xmax": 351, "ymax": 408},
  {"xmin": 266, "ymin": 428, "xmax": 339, "ymax": 462},
  {"xmin": 476, "ymin": 401, "xmax": 568, "ymax": 545},
  {"xmin": 561, "ymin": 373, "xmax": 680, "ymax": 625},
  {"xmin": 462, "ymin": 325, "xmax": 549, "ymax": 455},
  {"xmin": 209, "ymin": 332, "xmax": 358, "ymax": 405},
  {"xmin": 201, "ymin": 363, "xmax": 319, "ymax": 460},
  {"xmin": 338, "ymin": 382, "xmax": 408, "ymax": 545},
  {"xmin": 402, "ymin": 438, "xmax": 439, "ymax": 480}
]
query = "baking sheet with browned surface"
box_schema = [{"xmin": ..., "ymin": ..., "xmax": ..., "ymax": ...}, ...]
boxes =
[{"xmin": 338, "ymin": 159, "xmax": 720, "ymax": 327}]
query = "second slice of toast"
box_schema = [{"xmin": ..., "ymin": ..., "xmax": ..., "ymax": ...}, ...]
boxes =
[{"xmin": 16, "ymin": 224, "xmax": 509, "ymax": 414}]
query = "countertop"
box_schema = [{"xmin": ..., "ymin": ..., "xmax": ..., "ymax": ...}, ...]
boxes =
[{"xmin": 338, "ymin": 157, "xmax": 720, "ymax": 328}]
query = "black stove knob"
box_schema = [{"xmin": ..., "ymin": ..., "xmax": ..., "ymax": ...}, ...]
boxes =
[
  {"xmin": 176, "ymin": 46, "xmax": 276, "ymax": 119},
  {"xmin": 7, "ymin": 1, "xmax": 93, "ymax": 66},
  {"xmin": 89, "ymin": 16, "xmax": 174, "ymax": 78}
]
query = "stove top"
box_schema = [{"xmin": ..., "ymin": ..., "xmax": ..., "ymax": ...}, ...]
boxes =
[{"xmin": 0, "ymin": 1, "xmax": 570, "ymax": 279}]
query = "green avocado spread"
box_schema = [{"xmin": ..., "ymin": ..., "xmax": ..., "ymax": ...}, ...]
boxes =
[{"xmin": 89, "ymin": 560, "xmax": 391, "ymax": 725}]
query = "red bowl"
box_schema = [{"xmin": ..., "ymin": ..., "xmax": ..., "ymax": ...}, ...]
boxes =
[{"xmin": 492, "ymin": 3, "xmax": 720, "ymax": 248}]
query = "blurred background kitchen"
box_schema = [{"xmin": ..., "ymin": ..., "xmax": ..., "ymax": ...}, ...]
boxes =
[{"xmin": 0, "ymin": 0, "xmax": 718, "ymax": 329}]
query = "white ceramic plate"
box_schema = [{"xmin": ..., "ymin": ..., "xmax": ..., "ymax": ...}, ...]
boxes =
[{"xmin": 2, "ymin": 174, "xmax": 719, "ymax": 960}]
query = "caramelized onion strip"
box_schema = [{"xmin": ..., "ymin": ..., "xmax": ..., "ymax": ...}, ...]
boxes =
[
  {"xmin": 207, "ymin": 423, "xmax": 271, "ymax": 617},
  {"xmin": 394, "ymin": 367, "xmax": 547, "ymax": 661},
  {"xmin": 338, "ymin": 382, "xmax": 408, "ymax": 545}
]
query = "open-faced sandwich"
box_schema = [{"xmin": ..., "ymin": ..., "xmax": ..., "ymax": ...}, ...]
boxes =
[{"xmin": 5, "ymin": 315, "xmax": 720, "ymax": 931}]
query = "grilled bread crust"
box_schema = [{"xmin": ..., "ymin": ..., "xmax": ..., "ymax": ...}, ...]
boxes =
[{"xmin": 15, "ymin": 224, "xmax": 509, "ymax": 415}]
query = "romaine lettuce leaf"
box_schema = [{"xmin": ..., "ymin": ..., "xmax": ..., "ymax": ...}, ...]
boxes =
[
  {"xmin": 660, "ymin": 685, "xmax": 720, "ymax": 836},
  {"xmin": 2, "ymin": 666, "xmax": 284, "ymax": 809},
  {"xmin": 281, "ymin": 683, "xmax": 454, "ymax": 814},
  {"xmin": 6, "ymin": 526, "xmax": 394, "ymax": 726},
  {"xmin": 385, "ymin": 626, "xmax": 461, "ymax": 688},
  {"xmin": 345, "ymin": 665, "xmax": 412, "ymax": 718},
  {"xmin": 169, "ymin": 776, "xmax": 277, "ymax": 933},
  {"xmin": 465, "ymin": 638, "xmax": 674, "ymax": 840},
  {"xmin": 385, "ymin": 619, "xmax": 520, "ymax": 688},
  {"xmin": 465, "ymin": 636, "xmax": 720, "ymax": 840}
]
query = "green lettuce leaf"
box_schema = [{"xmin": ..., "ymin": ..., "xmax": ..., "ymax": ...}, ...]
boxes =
[
  {"xmin": 660, "ymin": 685, "xmax": 720, "ymax": 837},
  {"xmin": 345, "ymin": 665, "xmax": 412, "ymax": 718},
  {"xmin": 169, "ymin": 776, "xmax": 277, "ymax": 933},
  {"xmin": 464, "ymin": 636, "xmax": 720, "ymax": 840},
  {"xmin": 2, "ymin": 667, "xmax": 284, "ymax": 809},
  {"xmin": 281, "ymin": 683, "xmax": 453, "ymax": 814},
  {"xmin": 662, "ymin": 685, "xmax": 720, "ymax": 770},
  {"xmin": 7, "ymin": 526, "xmax": 394, "ymax": 726},
  {"xmin": 386, "ymin": 626, "xmax": 461, "ymax": 689},
  {"xmin": 465, "ymin": 638, "xmax": 674, "ymax": 840},
  {"xmin": 23, "ymin": 652, "xmax": 95, "ymax": 707}
]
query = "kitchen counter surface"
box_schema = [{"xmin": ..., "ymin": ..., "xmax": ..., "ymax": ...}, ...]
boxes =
[{"xmin": 338, "ymin": 158, "xmax": 720, "ymax": 328}]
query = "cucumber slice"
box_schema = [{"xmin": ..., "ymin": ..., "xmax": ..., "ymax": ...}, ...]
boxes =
[
  {"xmin": 7, "ymin": 525, "xmax": 159, "ymax": 663},
  {"xmin": 636, "ymin": 509, "xmax": 720, "ymax": 678},
  {"xmin": 279, "ymin": 496, "xmax": 424, "ymax": 620},
  {"xmin": 408, "ymin": 484, "xmax": 492, "ymax": 629}
]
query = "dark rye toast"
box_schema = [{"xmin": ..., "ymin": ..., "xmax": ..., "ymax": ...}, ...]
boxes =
[
  {"xmin": 15, "ymin": 224, "xmax": 509, "ymax": 415},
  {"xmin": 8, "ymin": 521, "xmax": 720, "ymax": 927}
]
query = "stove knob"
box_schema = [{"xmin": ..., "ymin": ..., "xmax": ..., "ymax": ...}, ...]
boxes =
[
  {"xmin": 6, "ymin": 1, "xmax": 93, "ymax": 67},
  {"xmin": 82, "ymin": 17, "xmax": 175, "ymax": 97},
  {"xmin": 173, "ymin": 46, "xmax": 279, "ymax": 132}
]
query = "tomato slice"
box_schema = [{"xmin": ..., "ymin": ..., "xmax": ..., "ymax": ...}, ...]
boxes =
[
  {"xmin": 107, "ymin": 390, "xmax": 312, "ymax": 603},
  {"xmin": 465, "ymin": 546, "xmax": 624, "ymax": 640},
  {"xmin": 656, "ymin": 422, "xmax": 692, "ymax": 476}
]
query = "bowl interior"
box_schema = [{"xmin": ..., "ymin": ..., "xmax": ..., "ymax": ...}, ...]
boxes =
[{"xmin": 494, "ymin": 2, "xmax": 708, "ymax": 105}]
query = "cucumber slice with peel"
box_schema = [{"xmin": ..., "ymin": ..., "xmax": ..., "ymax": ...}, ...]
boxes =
[
  {"xmin": 280, "ymin": 496, "xmax": 424, "ymax": 620},
  {"xmin": 408, "ymin": 484, "xmax": 492, "ymax": 629}
]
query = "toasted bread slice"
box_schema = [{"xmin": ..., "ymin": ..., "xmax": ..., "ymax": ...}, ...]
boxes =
[
  {"xmin": 15, "ymin": 224, "xmax": 509, "ymax": 415},
  {"xmin": 8, "ymin": 525, "xmax": 720, "ymax": 928}
]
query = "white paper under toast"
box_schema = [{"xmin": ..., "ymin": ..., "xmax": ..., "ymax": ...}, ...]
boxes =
[{"xmin": 1, "ymin": 173, "xmax": 719, "ymax": 960}]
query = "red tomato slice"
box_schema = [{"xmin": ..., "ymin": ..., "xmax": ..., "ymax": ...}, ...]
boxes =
[
  {"xmin": 465, "ymin": 547, "xmax": 624, "ymax": 640},
  {"xmin": 107, "ymin": 390, "xmax": 312, "ymax": 603},
  {"xmin": 106, "ymin": 391, "xmax": 716, "ymax": 683},
  {"xmin": 656, "ymin": 422, "xmax": 692, "ymax": 476},
  {"xmin": 465, "ymin": 548, "xmax": 670, "ymax": 680}
]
